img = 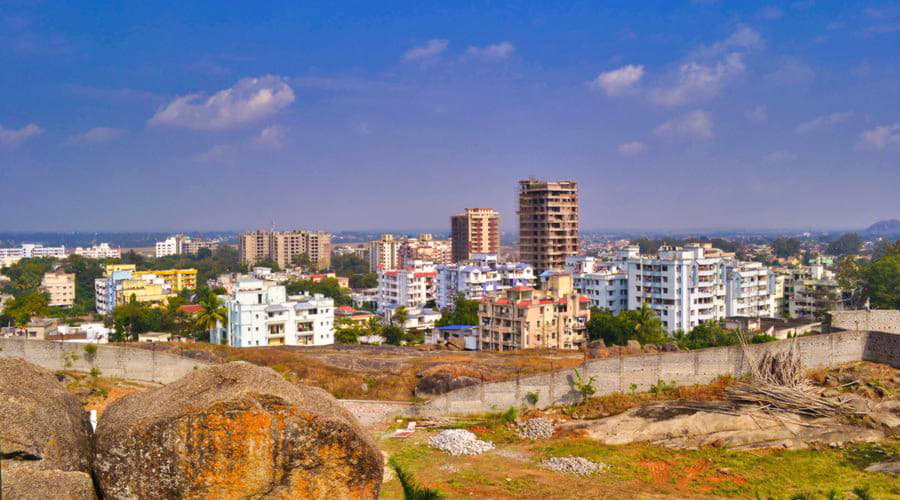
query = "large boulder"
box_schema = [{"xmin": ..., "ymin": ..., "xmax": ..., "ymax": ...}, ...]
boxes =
[
  {"xmin": 93, "ymin": 361, "xmax": 383, "ymax": 499},
  {"xmin": 416, "ymin": 364, "xmax": 482, "ymax": 396},
  {"xmin": 0, "ymin": 358, "xmax": 94, "ymax": 499}
]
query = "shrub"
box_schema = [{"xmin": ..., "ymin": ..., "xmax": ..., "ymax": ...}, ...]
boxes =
[
  {"xmin": 90, "ymin": 367, "xmax": 102, "ymax": 378},
  {"xmin": 501, "ymin": 406, "xmax": 518, "ymax": 424},
  {"xmin": 572, "ymin": 368, "xmax": 597, "ymax": 402},
  {"xmin": 525, "ymin": 391, "xmax": 540, "ymax": 406},
  {"xmin": 389, "ymin": 457, "xmax": 444, "ymax": 499},
  {"xmin": 83, "ymin": 343, "xmax": 98, "ymax": 356}
]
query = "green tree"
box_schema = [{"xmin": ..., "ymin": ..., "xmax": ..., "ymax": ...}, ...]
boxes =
[
  {"xmin": 349, "ymin": 272, "xmax": 377, "ymax": 289},
  {"xmin": 771, "ymin": 238, "xmax": 802, "ymax": 258},
  {"xmin": 586, "ymin": 307, "xmax": 634, "ymax": 346},
  {"xmin": 436, "ymin": 293, "xmax": 479, "ymax": 327},
  {"xmin": 292, "ymin": 252, "xmax": 314, "ymax": 271},
  {"xmin": 195, "ymin": 292, "xmax": 227, "ymax": 339},
  {"xmin": 674, "ymin": 322, "xmax": 737, "ymax": 350},
  {"xmin": 826, "ymin": 233, "xmax": 863, "ymax": 256},
  {"xmin": 861, "ymin": 254, "xmax": 900, "ymax": 309},
  {"xmin": 624, "ymin": 303, "xmax": 668, "ymax": 345},
  {"xmin": 391, "ymin": 306, "xmax": 408, "ymax": 327},
  {"xmin": 3, "ymin": 291, "xmax": 50, "ymax": 326},
  {"xmin": 331, "ymin": 254, "xmax": 369, "ymax": 276},
  {"xmin": 284, "ymin": 278, "xmax": 352, "ymax": 306},
  {"xmin": 382, "ymin": 325, "xmax": 406, "ymax": 345}
]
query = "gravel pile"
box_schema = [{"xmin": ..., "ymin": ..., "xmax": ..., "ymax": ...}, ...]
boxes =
[
  {"xmin": 428, "ymin": 429, "xmax": 495, "ymax": 456},
  {"xmin": 517, "ymin": 418, "xmax": 554, "ymax": 440},
  {"xmin": 541, "ymin": 456, "xmax": 607, "ymax": 476}
]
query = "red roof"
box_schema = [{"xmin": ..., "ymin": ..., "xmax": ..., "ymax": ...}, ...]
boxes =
[
  {"xmin": 384, "ymin": 271, "xmax": 398, "ymax": 276},
  {"xmin": 337, "ymin": 305, "xmax": 356, "ymax": 313},
  {"xmin": 508, "ymin": 285, "xmax": 533, "ymax": 292},
  {"xmin": 557, "ymin": 298, "xmax": 569, "ymax": 304},
  {"xmin": 539, "ymin": 299, "xmax": 554, "ymax": 305},
  {"xmin": 579, "ymin": 296, "xmax": 591, "ymax": 302},
  {"xmin": 179, "ymin": 305, "xmax": 203, "ymax": 314},
  {"xmin": 495, "ymin": 298, "xmax": 510, "ymax": 305},
  {"xmin": 516, "ymin": 300, "xmax": 532, "ymax": 308},
  {"xmin": 414, "ymin": 272, "xmax": 437, "ymax": 278}
]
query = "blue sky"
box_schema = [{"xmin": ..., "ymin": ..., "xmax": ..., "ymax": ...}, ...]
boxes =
[{"xmin": 1, "ymin": 0, "xmax": 898, "ymax": 232}]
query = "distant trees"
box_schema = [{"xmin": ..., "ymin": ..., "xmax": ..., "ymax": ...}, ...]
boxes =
[
  {"xmin": 332, "ymin": 254, "xmax": 376, "ymax": 290},
  {"xmin": 349, "ymin": 273, "xmax": 377, "ymax": 289},
  {"xmin": 2, "ymin": 292, "xmax": 50, "ymax": 326},
  {"xmin": 284, "ymin": 277, "xmax": 351, "ymax": 306},
  {"xmin": 838, "ymin": 240, "xmax": 900, "ymax": 309},
  {"xmin": 673, "ymin": 322, "xmax": 736, "ymax": 350},
  {"xmin": 826, "ymin": 233, "xmax": 863, "ymax": 257},
  {"xmin": 771, "ymin": 238, "xmax": 802, "ymax": 258}
]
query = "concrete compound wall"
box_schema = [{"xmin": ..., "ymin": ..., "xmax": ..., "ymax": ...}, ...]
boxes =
[
  {"xmin": 415, "ymin": 330, "xmax": 900, "ymax": 417},
  {"xmin": 831, "ymin": 309, "xmax": 900, "ymax": 334},
  {"xmin": 0, "ymin": 338, "xmax": 211, "ymax": 384}
]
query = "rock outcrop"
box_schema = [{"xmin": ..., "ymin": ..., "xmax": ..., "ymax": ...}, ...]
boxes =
[
  {"xmin": 416, "ymin": 364, "xmax": 482, "ymax": 396},
  {"xmin": 559, "ymin": 402, "xmax": 885, "ymax": 450},
  {"xmin": 0, "ymin": 358, "xmax": 95, "ymax": 500},
  {"xmin": 93, "ymin": 361, "xmax": 383, "ymax": 499}
]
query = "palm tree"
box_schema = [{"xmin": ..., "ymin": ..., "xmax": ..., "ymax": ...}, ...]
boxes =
[
  {"xmin": 195, "ymin": 292, "xmax": 227, "ymax": 342},
  {"xmin": 392, "ymin": 306, "xmax": 408, "ymax": 327}
]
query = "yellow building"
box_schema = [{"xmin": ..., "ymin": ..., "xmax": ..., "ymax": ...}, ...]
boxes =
[
  {"xmin": 104, "ymin": 263, "xmax": 137, "ymax": 274},
  {"xmin": 133, "ymin": 268, "xmax": 197, "ymax": 291},
  {"xmin": 116, "ymin": 279, "xmax": 172, "ymax": 308}
]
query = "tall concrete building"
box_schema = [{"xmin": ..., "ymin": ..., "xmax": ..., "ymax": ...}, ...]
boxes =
[
  {"xmin": 451, "ymin": 207, "xmax": 500, "ymax": 263},
  {"xmin": 239, "ymin": 230, "xmax": 331, "ymax": 270},
  {"xmin": 41, "ymin": 270, "xmax": 76, "ymax": 307},
  {"xmin": 517, "ymin": 179, "xmax": 579, "ymax": 273},
  {"xmin": 368, "ymin": 234, "xmax": 401, "ymax": 272}
]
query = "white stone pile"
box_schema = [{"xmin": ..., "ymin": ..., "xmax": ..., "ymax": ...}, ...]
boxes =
[
  {"xmin": 516, "ymin": 418, "xmax": 554, "ymax": 440},
  {"xmin": 540, "ymin": 456, "xmax": 608, "ymax": 476},
  {"xmin": 428, "ymin": 429, "xmax": 495, "ymax": 456}
]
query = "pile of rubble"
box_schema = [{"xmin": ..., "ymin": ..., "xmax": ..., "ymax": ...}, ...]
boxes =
[
  {"xmin": 540, "ymin": 456, "xmax": 607, "ymax": 476},
  {"xmin": 428, "ymin": 429, "xmax": 495, "ymax": 456},
  {"xmin": 517, "ymin": 417, "xmax": 554, "ymax": 440}
]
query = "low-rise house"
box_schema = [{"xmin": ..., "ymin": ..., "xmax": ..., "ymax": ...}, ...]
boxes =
[
  {"xmin": 138, "ymin": 331, "xmax": 172, "ymax": 343},
  {"xmin": 724, "ymin": 316, "xmax": 822, "ymax": 339},
  {"xmin": 428, "ymin": 324, "xmax": 479, "ymax": 350},
  {"xmin": 383, "ymin": 305, "xmax": 441, "ymax": 332}
]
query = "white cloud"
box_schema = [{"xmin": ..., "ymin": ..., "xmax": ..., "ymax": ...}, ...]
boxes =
[
  {"xmin": 403, "ymin": 39, "xmax": 448, "ymax": 62},
  {"xmin": 795, "ymin": 111, "xmax": 853, "ymax": 133},
  {"xmin": 465, "ymin": 41, "xmax": 514, "ymax": 61},
  {"xmin": 692, "ymin": 25, "xmax": 764, "ymax": 58},
  {"xmin": 194, "ymin": 144, "xmax": 232, "ymax": 163},
  {"xmin": 757, "ymin": 6, "xmax": 784, "ymax": 19},
  {"xmin": 763, "ymin": 150, "xmax": 797, "ymax": 163},
  {"xmin": 650, "ymin": 53, "xmax": 745, "ymax": 107},
  {"xmin": 67, "ymin": 126, "xmax": 125, "ymax": 145},
  {"xmin": 253, "ymin": 125, "xmax": 285, "ymax": 149},
  {"xmin": 764, "ymin": 59, "xmax": 815, "ymax": 88},
  {"xmin": 590, "ymin": 65, "xmax": 645, "ymax": 97},
  {"xmin": 617, "ymin": 141, "xmax": 646, "ymax": 155},
  {"xmin": 0, "ymin": 123, "xmax": 43, "ymax": 147},
  {"xmin": 654, "ymin": 110, "xmax": 713, "ymax": 140},
  {"xmin": 747, "ymin": 105, "xmax": 768, "ymax": 123},
  {"xmin": 149, "ymin": 75, "xmax": 295, "ymax": 130},
  {"xmin": 857, "ymin": 123, "xmax": 900, "ymax": 151}
]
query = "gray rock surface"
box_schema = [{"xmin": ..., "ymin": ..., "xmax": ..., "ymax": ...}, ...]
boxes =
[
  {"xmin": 93, "ymin": 361, "xmax": 383, "ymax": 499},
  {"xmin": 0, "ymin": 358, "xmax": 94, "ymax": 499}
]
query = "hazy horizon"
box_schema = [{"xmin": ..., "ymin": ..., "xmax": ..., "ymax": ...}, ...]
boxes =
[{"xmin": 2, "ymin": 2, "xmax": 898, "ymax": 232}]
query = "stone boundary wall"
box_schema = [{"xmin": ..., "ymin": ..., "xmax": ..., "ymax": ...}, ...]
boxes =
[
  {"xmin": 831, "ymin": 309, "xmax": 900, "ymax": 334},
  {"xmin": 415, "ymin": 330, "xmax": 899, "ymax": 417},
  {"xmin": 0, "ymin": 338, "xmax": 211, "ymax": 384}
]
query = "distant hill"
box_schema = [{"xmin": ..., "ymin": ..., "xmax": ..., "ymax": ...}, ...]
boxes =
[{"xmin": 865, "ymin": 219, "xmax": 900, "ymax": 236}]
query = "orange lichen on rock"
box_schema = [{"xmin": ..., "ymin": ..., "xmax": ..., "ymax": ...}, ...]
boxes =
[{"xmin": 93, "ymin": 362, "xmax": 383, "ymax": 499}]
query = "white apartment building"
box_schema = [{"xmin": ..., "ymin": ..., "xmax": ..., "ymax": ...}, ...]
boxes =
[
  {"xmin": 155, "ymin": 236, "xmax": 181, "ymax": 258},
  {"xmin": 435, "ymin": 253, "xmax": 535, "ymax": 309},
  {"xmin": 74, "ymin": 243, "xmax": 121, "ymax": 259},
  {"xmin": 376, "ymin": 260, "xmax": 436, "ymax": 312},
  {"xmin": 565, "ymin": 257, "xmax": 629, "ymax": 313},
  {"xmin": 618, "ymin": 244, "xmax": 726, "ymax": 333},
  {"xmin": 723, "ymin": 260, "xmax": 777, "ymax": 318},
  {"xmin": 213, "ymin": 279, "xmax": 335, "ymax": 347},
  {"xmin": 383, "ymin": 305, "xmax": 441, "ymax": 332},
  {"xmin": 0, "ymin": 243, "xmax": 67, "ymax": 262}
]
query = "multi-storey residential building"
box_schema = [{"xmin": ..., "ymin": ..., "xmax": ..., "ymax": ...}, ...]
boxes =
[
  {"xmin": 41, "ymin": 270, "xmax": 76, "ymax": 307},
  {"xmin": 212, "ymin": 279, "xmax": 334, "ymax": 347},
  {"xmin": 435, "ymin": 253, "xmax": 535, "ymax": 309},
  {"xmin": 787, "ymin": 264, "xmax": 843, "ymax": 320},
  {"xmin": 517, "ymin": 179, "xmax": 579, "ymax": 273},
  {"xmin": 383, "ymin": 305, "xmax": 441, "ymax": 332},
  {"xmin": 155, "ymin": 235, "xmax": 220, "ymax": 258},
  {"xmin": 74, "ymin": 243, "xmax": 121, "ymax": 259},
  {"xmin": 564, "ymin": 257, "xmax": 629, "ymax": 313},
  {"xmin": 0, "ymin": 244, "xmax": 67, "ymax": 266},
  {"xmin": 619, "ymin": 244, "xmax": 726, "ymax": 333},
  {"xmin": 368, "ymin": 234, "xmax": 402, "ymax": 272},
  {"xmin": 723, "ymin": 260, "xmax": 777, "ymax": 318},
  {"xmin": 93, "ymin": 264, "xmax": 196, "ymax": 314},
  {"xmin": 376, "ymin": 260, "xmax": 436, "ymax": 312},
  {"xmin": 451, "ymin": 207, "xmax": 500, "ymax": 262},
  {"xmin": 239, "ymin": 230, "xmax": 331, "ymax": 270},
  {"xmin": 479, "ymin": 273, "xmax": 591, "ymax": 351},
  {"xmin": 398, "ymin": 234, "xmax": 452, "ymax": 268}
]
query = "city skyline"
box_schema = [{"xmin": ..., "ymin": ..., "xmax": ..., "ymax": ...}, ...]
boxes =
[{"xmin": 2, "ymin": 2, "xmax": 899, "ymax": 231}]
